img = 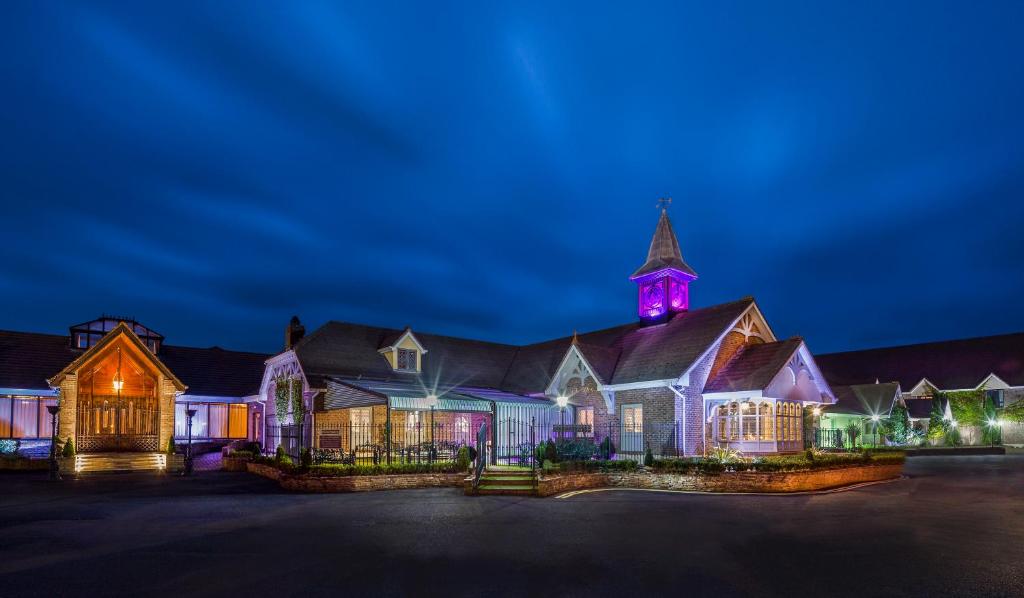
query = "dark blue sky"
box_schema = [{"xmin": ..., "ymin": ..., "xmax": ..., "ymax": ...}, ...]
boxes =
[{"xmin": 2, "ymin": 1, "xmax": 1022, "ymax": 355}]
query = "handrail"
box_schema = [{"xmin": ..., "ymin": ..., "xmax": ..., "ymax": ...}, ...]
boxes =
[{"xmin": 473, "ymin": 422, "xmax": 487, "ymax": 490}]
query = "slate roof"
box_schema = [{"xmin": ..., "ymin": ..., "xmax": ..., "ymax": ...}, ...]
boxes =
[
  {"xmin": 631, "ymin": 208, "xmax": 698, "ymax": 279},
  {"xmin": 817, "ymin": 332, "xmax": 1024, "ymax": 390},
  {"xmin": 0, "ymin": 329, "xmax": 268, "ymax": 397},
  {"xmin": 294, "ymin": 297, "xmax": 756, "ymax": 395},
  {"xmin": 827, "ymin": 383, "xmax": 901, "ymax": 417},
  {"xmin": 704, "ymin": 338, "xmax": 803, "ymax": 393}
]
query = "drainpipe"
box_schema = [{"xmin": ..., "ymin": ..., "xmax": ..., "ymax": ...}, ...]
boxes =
[{"xmin": 669, "ymin": 384, "xmax": 687, "ymax": 457}]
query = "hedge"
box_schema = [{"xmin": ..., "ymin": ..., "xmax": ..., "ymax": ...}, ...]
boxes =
[
  {"xmin": 651, "ymin": 451, "xmax": 905, "ymax": 475},
  {"xmin": 557, "ymin": 459, "xmax": 639, "ymax": 473},
  {"xmin": 251, "ymin": 456, "xmax": 465, "ymax": 477}
]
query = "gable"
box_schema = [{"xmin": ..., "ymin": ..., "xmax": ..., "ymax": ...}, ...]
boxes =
[{"xmin": 48, "ymin": 322, "xmax": 186, "ymax": 392}]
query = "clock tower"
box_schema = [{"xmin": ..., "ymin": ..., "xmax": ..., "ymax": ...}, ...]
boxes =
[{"xmin": 630, "ymin": 206, "xmax": 697, "ymax": 321}]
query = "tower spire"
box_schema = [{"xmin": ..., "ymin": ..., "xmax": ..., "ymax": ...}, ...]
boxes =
[{"xmin": 630, "ymin": 200, "xmax": 698, "ymax": 321}]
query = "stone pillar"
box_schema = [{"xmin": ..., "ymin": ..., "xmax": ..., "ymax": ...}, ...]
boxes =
[
  {"xmin": 158, "ymin": 376, "xmax": 177, "ymax": 451},
  {"xmin": 58, "ymin": 375, "xmax": 77, "ymax": 444}
]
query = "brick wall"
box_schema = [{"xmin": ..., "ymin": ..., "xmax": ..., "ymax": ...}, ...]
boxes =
[{"xmin": 57, "ymin": 375, "xmax": 77, "ymax": 443}]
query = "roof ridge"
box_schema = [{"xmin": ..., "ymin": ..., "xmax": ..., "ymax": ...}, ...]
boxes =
[{"xmin": 820, "ymin": 330, "xmax": 1024, "ymax": 356}]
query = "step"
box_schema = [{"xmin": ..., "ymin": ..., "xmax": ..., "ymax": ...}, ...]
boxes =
[
  {"xmin": 476, "ymin": 485, "xmax": 537, "ymax": 495},
  {"xmin": 480, "ymin": 475, "xmax": 536, "ymax": 481},
  {"xmin": 73, "ymin": 453, "xmax": 168, "ymax": 474}
]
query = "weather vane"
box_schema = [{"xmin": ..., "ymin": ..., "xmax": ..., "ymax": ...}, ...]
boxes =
[{"xmin": 657, "ymin": 196, "xmax": 672, "ymax": 210}]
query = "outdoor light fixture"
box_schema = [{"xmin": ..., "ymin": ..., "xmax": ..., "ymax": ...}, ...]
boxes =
[
  {"xmin": 556, "ymin": 395, "xmax": 568, "ymax": 409},
  {"xmin": 812, "ymin": 407, "xmax": 821, "ymax": 416},
  {"xmin": 112, "ymin": 374, "xmax": 124, "ymax": 392},
  {"xmin": 871, "ymin": 414, "xmax": 880, "ymax": 422},
  {"xmin": 987, "ymin": 419, "xmax": 998, "ymax": 427}
]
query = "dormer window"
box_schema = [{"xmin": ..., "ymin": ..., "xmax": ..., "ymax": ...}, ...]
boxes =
[
  {"xmin": 396, "ymin": 348, "xmax": 418, "ymax": 371},
  {"xmin": 378, "ymin": 327, "xmax": 427, "ymax": 373}
]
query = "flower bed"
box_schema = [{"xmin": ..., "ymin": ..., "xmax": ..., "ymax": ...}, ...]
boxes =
[
  {"xmin": 536, "ymin": 451, "xmax": 905, "ymax": 497},
  {"xmin": 245, "ymin": 459, "xmax": 468, "ymax": 493}
]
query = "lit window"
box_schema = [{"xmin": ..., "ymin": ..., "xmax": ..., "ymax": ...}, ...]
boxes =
[
  {"xmin": 76, "ymin": 334, "xmax": 88, "ymax": 349},
  {"xmin": 578, "ymin": 407, "xmax": 594, "ymax": 437}
]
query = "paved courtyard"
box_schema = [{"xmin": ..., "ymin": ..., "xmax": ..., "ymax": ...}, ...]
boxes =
[{"xmin": 0, "ymin": 456, "xmax": 1022, "ymax": 597}]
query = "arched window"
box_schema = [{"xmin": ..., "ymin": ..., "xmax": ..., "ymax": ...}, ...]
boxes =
[
  {"xmin": 741, "ymin": 401, "xmax": 757, "ymax": 440},
  {"xmin": 759, "ymin": 403, "xmax": 774, "ymax": 440}
]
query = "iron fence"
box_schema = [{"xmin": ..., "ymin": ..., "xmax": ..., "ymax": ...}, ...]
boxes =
[
  {"xmin": 308, "ymin": 421, "xmax": 480, "ymax": 466},
  {"xmin": 492, "ymin": 418, "xmax": 684, "ymax": 467}
]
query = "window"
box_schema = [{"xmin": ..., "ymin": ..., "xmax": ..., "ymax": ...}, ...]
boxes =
[
  {"xmin": 455, "ymin": 415, "xmax": 470, "ymax": 444},
  {"xmin": 396, "ymin": 348, "xmax": 418, "ymax": 371},
  {"xmin": 621, "ymin": 404, "xmax": 643, "ymax": 453},
  {"xmin": 12, "ymin": 399, "xmax": 38, "ymax": 438},
  {"xmin": 76, "ymin": 334, "xmax": 88, "ymax": 349},
  {"xmin": 986, "ymin": 389, "xmax": 1005, "ymax": 408},
  {"xmin": 578, "ymin": 407, "xmax": 594, "ymax": 437},
  {"xmin": 350, "ymin": 407, "xmax": 372, "ymax": 427},
  {"xmin": 229, "ymin": 405, "xmax": 247, "ymax": 438},
  {"xmin": 209, "ymin": 404, "xmax": 229, "ymax": 438},
  {"xmin": 405, "ymin": 410, "xmax": 421, "ymax": 434}
]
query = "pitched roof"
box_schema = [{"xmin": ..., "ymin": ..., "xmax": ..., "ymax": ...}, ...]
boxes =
[
  {"xmin": 704, "ymin": 338, "xmax": 803, "ymax": 393},
  {"xmin": 0, "ymin": 328, "xmax": 268, "ymax": 397},
  {"xmin": 294, "ymin": 321, "xmax": 520, "ymax": 390},
  {"xmin": 827, "ymin": 383, "xmax": 901, "ymax": 417},
  {"xmin": 631, "ymin": 208, "xmax": 697, "ymax": 279},
  {"xmin": 294, "ymin": 297, "xmax": 757, "ymax": 395},
  {"xmin": 817, "ymin": 332, "xmax": 1024, "ymax": 390}
]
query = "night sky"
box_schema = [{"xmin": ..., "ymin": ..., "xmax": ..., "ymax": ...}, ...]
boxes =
[{"xmin": 2, "ymin": 2, "xmax": 1022, "ymax": 355}]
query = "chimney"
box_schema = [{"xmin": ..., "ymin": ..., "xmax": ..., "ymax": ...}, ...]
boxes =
[{"xmin": 284, "ymin": 316, "xmax": 305, "ymax": 350}]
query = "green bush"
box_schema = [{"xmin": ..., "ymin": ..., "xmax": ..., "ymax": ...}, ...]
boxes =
[
  {"xmin": 650, "ymin": 451, "xmax": 905, "ymax": 474},
  {"xmin": 544, "ymin": 439, "xmax": 558, "ymax": 463},
  {"xmin": 534, "ymin": 442, "xmax": 547, "ymax": 463},
  {"xmin": 556, "ymin": 438, "xmax": 598, "ymax": 462},
  {"xmin": 166, "ymin": 437, "xmax": 176, "ymax": 455},
  {"xmin": 456, "ymin": 446, "xmax": 472, "ymax": 470},
  {"xmin": 542, "ymin": 459, "xmax": 556, "ymax": 473},
  {"xmin": 275, "ymin": 446, "xmax": 286, "ymax": 461},
  {"xmin": 306, "ymin": 462, "xmax": 463, "ymax": 477},
  {"xmin": 62, "ymin": 437, "xmax": 75, "ymax": 458},
  {"xmin": 598, "ymin": 437, "xmax": 616, "ymax": 460},
  {"xmin": 299, "ymin": 448, "xmax": 312, "ymax": 469},
  {"xmin": 557, "ymin": 459, "xmax": 638, "ymax": 473},
  {"xmin": 643, "ymin": 445, "xmax": 654, "ymax": 467}
]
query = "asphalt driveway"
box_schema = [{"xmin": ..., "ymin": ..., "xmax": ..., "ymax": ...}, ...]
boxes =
[{"xmin": 0, "ymin": 456, "xmax": 1021, "ymax": 597}]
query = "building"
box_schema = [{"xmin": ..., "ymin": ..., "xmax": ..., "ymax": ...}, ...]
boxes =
[
  {"xmin": 0, "ymin": 316, "xmax": 268, "ymax": 456},
  {"xmin": 260, "ymin": 208, "xmax": 837, "ymax": 462},
  {"xmin": 817, "ymin": 333, "xmax": 1024, "ymax": 445},
  {"xmin": 818, "ymin": 382, "xmax": 903, "ymax": 448}
]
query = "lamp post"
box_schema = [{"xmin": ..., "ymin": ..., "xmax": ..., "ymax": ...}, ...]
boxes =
[
  {"xmin": 184, "ymin": 408, "xmax": 197, "ymax": 476},
  {"xmin": 556, "ymin": 395, "xmax": 568, "ymax": 440},
  {"xmin": 46, "ymin": 404, "xmax": 61, "ymax": 481}
]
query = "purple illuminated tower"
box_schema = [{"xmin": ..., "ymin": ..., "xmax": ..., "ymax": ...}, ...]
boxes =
[{"xmin": 630, "ymin": 207, "xmax": 697, "ymax": 321}]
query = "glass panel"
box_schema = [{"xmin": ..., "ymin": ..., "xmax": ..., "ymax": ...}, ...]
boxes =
[
  {"xmin": 209, "ymin": 404, "xmax": 229, "ymax": 438},
  {"xmin": 174, "ymin": 403, "xmax": 188, "ymax": 437},
  {"xmin": 192, "ymin": 405, "xmax": 209, "ymax": 438},
  {"xmin": 37, "ymin": 399, "xmax": 57, "ymax": 438},
  {"xmin": 13, "ymin": 398, "xmax": 38, "ymax": 438},
  {"xmin": 228, "ymin": 405, "xmax": 247, "ymax": 438},
  {"xmin": 0, "ymin": 397, "xmax": 11, "ymax": 437}
]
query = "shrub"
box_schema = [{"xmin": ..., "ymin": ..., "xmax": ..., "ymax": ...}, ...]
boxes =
[
  {"xmin": 0, "ymin": 439, "xmax": 20, "ymax": 455},
  {"xmin": 166, "ymin": 437, "xmax": 176, "ymax": 455},
  {"xmin": 62, "ymin": 437, "xmax": 75, "ymax": 458},
  {"xmin": 275, "ymin": 446, "xmax": 286, "ymax": 461},
  {"xmin": 456, "ymin": 446, "xmax": 472, "ymax": 470},
  {"xmin": 230, "ymin": 450, "xmax": 253, "ymax": 460},
  {"xmin": 643, "ymin": 445, "xmax": 654, "ymax": 467},
  {"xmin": 306, "ymin": 461, "xmax": 463, "ymax": 477},
  {"xmin": 465, "ymin": 445, "xmax": 477, "ymax": 463},
  {"xmin": 556, "ymin": 438, "xmax": 598, "ymax": 462},
  {"xmin": 299, "ymin": 448, "xmax": 313, "ymax": 469},
  {"xmin": 558, "ymin": 459, "xmax": 638, "ymax": 473},
  {"xmin": 542, "ymin": 459, "xmax": 556, "ymax": 473},
  {"xmin": 598, "ymin": 437, "xmax": 616, "ymax": 460},
  {"xmin": 534, "ymin": 442, "xmax": 547, "ymax": 463},
  {"xmin": 544, "ymin": 439, "xmax": 558, "ymax": 463}
]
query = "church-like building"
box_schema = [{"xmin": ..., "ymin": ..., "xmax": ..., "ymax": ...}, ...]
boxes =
[{"xmin": 259, "ymin": 208, "xmax": 837, "ymax": 461}]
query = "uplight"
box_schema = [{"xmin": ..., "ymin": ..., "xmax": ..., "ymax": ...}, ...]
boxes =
[{"xmin": 556, "ymin": 395, "xmax": 568, "ymax": 409}]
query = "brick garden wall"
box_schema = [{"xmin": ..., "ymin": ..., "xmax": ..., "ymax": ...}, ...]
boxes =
[{"xmin": 246, "ymin": 462, "xmax": 465, "ymax": 492}]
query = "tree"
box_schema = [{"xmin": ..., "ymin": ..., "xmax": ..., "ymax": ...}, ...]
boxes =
[
  {"xmin": 982, "ymin": 394, "xmax": 1002, "ymax": 446},
  {"xmin": 927, "ymin": 394, "xmax": 948, "ymax": 445},
  {"xmin": 845, "ymin": 421, "xmax": 861, "ymax": 449},
  {"xmin": 947, "ymin": 390, "xmax": 985, "ymax": 445},
  {"xmin": 291, "ymin": 378, "xmax": 307, "ymax": 451},
  {"xmin": 887, "ymin": 403, "xmax": 911, "ymax": 445}
]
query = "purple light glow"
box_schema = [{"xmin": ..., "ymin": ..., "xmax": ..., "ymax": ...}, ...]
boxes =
[{"xmin": 634, "ymin": 268, "xmax": 693, "ymax": 320}]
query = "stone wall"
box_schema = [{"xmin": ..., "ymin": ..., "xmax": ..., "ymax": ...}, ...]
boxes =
[
  {"xmin": 57, "ymin": 375, "xmax": 77, "ymax": 444},
  {"xmin": 536, "ymin": 464, "xmax": 903, "ymax": 497}
]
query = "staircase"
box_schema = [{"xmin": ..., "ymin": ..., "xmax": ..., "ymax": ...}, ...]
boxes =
[
  {"xmin": 72, "ymin": 452, "xmax": 168, "ymax": 474},
  {"xmin": 471, "ymin": 467, "xmax": 537, "ymax": 496}
]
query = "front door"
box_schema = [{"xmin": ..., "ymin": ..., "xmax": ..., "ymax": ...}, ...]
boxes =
[{"xmin": 621, "ymin": 404, "xmax": 643, "ymax": 456}]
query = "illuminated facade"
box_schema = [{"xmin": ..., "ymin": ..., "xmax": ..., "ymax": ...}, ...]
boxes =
[
  {"xmin": 0, "ymin": 316, "xmax": 268, "ymax": 457},
  {"xmin": 260, "ymin": 209, "xmax": 838, "ymax": 459}
]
